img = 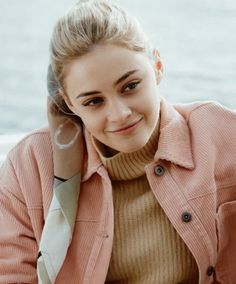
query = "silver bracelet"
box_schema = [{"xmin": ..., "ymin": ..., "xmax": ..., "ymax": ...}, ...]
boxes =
[{"xmin": 54, "ymin": 119, "xmax": 81, "ymax": 150}]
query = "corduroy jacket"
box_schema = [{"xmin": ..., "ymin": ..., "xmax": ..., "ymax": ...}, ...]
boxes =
[{"xmin": 0, "ymin": 99, "xmax": 236, "ymax": 284}]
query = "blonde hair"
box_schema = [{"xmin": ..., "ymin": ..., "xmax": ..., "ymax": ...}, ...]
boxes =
[{"xmin": 50, "ymin": 0, "xmax": 155, "ymax": 90}]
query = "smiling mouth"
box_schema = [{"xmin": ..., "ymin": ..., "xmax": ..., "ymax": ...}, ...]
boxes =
[{"xmin": 107, "ymin": 117, "xmax": 143, "ymax": 134}]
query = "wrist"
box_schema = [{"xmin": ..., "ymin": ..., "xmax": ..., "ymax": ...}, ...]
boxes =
[{"xmin": 54, "ymin": 175, "xmax": 68, "ymax": 182}]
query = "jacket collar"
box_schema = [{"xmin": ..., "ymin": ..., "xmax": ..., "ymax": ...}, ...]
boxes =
[
  {"xmin": 154, "ymin": 98, "xmax": 194, "ymax": 169},
  {"xmin": 82, "ymin": 97, "xmax": 194, "ymax": 182},
  {"xmin": 81, "ymin": 127, "xmax": 103, "ymax": 182}
]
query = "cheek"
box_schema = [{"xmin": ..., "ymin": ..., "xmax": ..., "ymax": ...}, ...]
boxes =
[
  {"xmin": 147, "ymin": 87, "xmax": 160, "ymax": 107},
  {"xmin": 139, "ymin": 92, "xmax": 159, "ymax": 113},
  {"xmin": 143, "ymin": 94, "xmax": 160, "ymax": 122},
  {"xmin": 80, "ymin": 114, "xmax": 103, "ymax": 135}
]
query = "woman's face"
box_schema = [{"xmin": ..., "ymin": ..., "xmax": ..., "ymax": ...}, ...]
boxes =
[{"xmin": 63, "ymin": 44, "xmax": 161, "ymax": 153}]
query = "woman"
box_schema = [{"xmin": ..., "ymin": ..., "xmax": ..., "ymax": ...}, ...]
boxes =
[{"xmin": 0, "ymin": 0, "xmax": 236, "ymax": 283}]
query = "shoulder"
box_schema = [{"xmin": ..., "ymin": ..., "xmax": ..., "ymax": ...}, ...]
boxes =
[
  {"xmin": 13, "ymin": 127, "xmax": 51, "ymax": 148},
  {"xmin": 0, "ymin": 128, "xmax": 54, "ymax": 207},
  {"xmin": 174, "ymin": 101, "xmax": 236, "ymax": 134},
  {"xmin": 8, "ymin": 128, "xmax": 51, "ymax": 160},
  {"xmin": 175, "ymin": 101, "xmax": 236, "ymax": 183},
  {"xmin": 174, "ymin": 100, "xmax": 236, "ymax": 160},
  {"xmin": 2, "ymin": 128, "xmax": 53, "ymax": 184},
  {"xmin": 174, "ymin": 100, "xmax": 235, "ymax": 121},
  {"xmin": 176, "ymin": 100, "xmax": 236, "ymax": 180}
]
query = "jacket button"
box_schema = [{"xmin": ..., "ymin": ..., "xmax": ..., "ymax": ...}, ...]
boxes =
[
  {"xmin": 154, "ymin": 165, "xmax": 165, "ymax": 176},
  {"xmin": 182, "ymin": 212, "xmax": 192, "ymax": 222},
  {"xmin": 206, "ymin": 266, "xmax": 214, "ymax": 276}
]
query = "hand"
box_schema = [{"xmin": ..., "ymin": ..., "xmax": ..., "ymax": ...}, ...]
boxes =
[{"xmin": 47, "ymin": 66, "xmax": 84, "ymax": 180}]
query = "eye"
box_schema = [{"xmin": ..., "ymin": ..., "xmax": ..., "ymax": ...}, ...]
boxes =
[
  {"xmin": 83, "ymin": 97, "xmax": 103, "ymax": 107},
  {"xmin": 122, "ymin": 80, "xmax": 141, "ymax": 93}
]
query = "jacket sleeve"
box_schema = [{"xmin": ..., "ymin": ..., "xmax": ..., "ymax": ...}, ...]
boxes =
[
  {"xmin": 0, "ymin": 154, "xmax": 38, "ymax": 283},
  {"xmin": 203, "ymin": 103, "xmax": 236, "ymax": 281}
]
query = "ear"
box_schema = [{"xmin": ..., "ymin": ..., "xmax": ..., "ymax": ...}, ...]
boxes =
[{"xmin": 153, "ymin": 49, "xmax": 164, "ymax": 85}]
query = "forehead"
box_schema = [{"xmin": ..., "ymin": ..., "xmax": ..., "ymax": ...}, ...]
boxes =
[{"xmin": 63, "ymin": 44, "xmax": 151, "ymax": 90}]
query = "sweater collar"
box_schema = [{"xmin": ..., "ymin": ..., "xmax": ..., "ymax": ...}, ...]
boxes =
[
  {"xmin": 82, "ymin": 97, "xmax": 194, "ymax": 182},
  {"xmin": 92, "ymin": 120, "xmax": 160, "ymax": 181}
]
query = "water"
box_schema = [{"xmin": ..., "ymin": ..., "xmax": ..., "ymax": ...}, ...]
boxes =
[{"xmin": 0, "ymin": 0, "xmax": 236, "ymax": 135}]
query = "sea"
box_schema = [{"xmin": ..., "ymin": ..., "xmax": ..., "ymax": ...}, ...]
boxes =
[{"xmin": 0, "ymin": 0, "xmax": 236, "ymax": 135}]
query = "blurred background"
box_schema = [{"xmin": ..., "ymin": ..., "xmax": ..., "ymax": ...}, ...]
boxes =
[{"xmin": 0, "ymin": 0, "xmax": 236, "ymax": 135}]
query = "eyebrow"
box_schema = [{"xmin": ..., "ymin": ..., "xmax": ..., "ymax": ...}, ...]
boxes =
[
  {"xmin": 114, "ymin": 69, "xmax": 139, "ymax": 86},
  {"xmin": 76, "ymin": 69, "xmax": 139, "ymax": 99}
]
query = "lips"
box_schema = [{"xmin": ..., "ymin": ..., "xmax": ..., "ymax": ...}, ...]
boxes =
[{"xmin": 107, "ymin": 117, "xmax": 143, "ymax": 134}]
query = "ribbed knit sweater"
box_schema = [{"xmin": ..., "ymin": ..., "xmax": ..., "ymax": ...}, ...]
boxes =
[{"xmin": 93, "ymin": 126, "xmax": 199, "ymax": 284}]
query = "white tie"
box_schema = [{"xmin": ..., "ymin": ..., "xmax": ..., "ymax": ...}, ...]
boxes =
[{"xmin": 37, "ymin": 174, "xmax": 81, "ymax": 283}]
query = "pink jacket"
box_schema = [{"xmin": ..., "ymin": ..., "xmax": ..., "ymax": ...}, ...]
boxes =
[{"xmin": 0, "ymin": 99, "xmax": 236, "ymax": 284}]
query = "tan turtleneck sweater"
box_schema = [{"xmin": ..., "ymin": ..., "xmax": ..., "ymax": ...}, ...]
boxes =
[{"xmin": 93, "ymin": 125, "xmax": 199, "ymax": 284}]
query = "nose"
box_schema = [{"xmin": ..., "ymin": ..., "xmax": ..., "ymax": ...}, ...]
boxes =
[{"xmin": 107, "ymin": 99, "xmax": 132, "ymax": 122}]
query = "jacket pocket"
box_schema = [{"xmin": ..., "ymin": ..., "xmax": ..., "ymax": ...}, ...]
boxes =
[{"xmin": 83, "ymin": 233, "xmax": 109, "ymax": 284}]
